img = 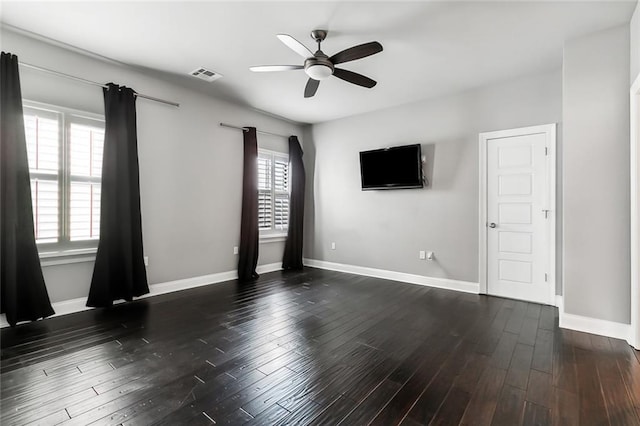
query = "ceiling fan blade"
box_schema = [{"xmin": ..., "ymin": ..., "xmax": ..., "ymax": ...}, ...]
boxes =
[
  {"xmin": 333, "ymin": 68, "xmax": 377, "ymax": 88},
  {"xmin": 304, "ymin": 78, "xmax": 320, "ymax": 98},
  {"xmin": 330, "ymin": 41, "xmax": 383, "ymax": 65},
  {"xmin": 249, "ymin": 65, "xmax": 304, "ymax": 72},
  {"xmin": 277, "ymin": 34, "xmax": 314, "ymax": 59}
]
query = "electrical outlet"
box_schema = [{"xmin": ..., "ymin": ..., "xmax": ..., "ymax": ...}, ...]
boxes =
[
  {"xmin": 427, "ymin": 251, "xmax": 434, "ymax": 260},
  {"xmin": 144, "ymin": 256, "xmax": 149, "ymax": 266},
  {"xmin": 419, "ymin": 250, "xmax": 426, "ymax": 260},
  {"xmin": 331, "ymin": 242, "xmax": 336, "ymax": 250},
  {"xmin": 233, "ymin": 246, "xmax": 239, "ymax": 255}
]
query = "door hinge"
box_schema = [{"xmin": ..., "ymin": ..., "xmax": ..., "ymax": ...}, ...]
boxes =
[
  {"xmin": 544, "ymin": 273, "xmax": 548, "ymax": 282},
  {"xmin": 544, "ymin": 147, "xmax": 548, "ymax": 155}
]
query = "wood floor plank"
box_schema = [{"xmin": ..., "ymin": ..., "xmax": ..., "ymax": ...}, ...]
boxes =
[
  {"xmin": 337, "ymin": 379, "xmax": 401, "ymax": 425},
  {"xmin": 430, "ymin": 386, "xmax": 472, "ymax": 426},
  {"xmin": 2, "ymin": 386, "xmax": 96, "ymax": 425},
  {"xmin": 242, "ymin": 403, "xmax": 291, "ymax": 426},
  {"xmin": 504, "ymin": 301, "xmax": 527, "ymax": 335},
  {"xmin": 522, "ymin": 401, "xmax": 551, "ymax": 426},
  {"xmin": 24, "ymin": 408, "xmax": 70, "ymax": 426},
  {"xmin": 525, "ymin": 303, "xmax": 541, "ymax": 320},
  {"xmin": 552, "ymin": 333, "xmax": 579, "ymax": 393},
  {"xmin": 272, "ymin": 397, "xmax": 323, "ymax": 425},
  {"xmin": 538, "ymin": 306, "xmax": 556, "ymax": 331},
  {"xmin": 518, "ymin": 318, "xmax": 539, "ymax": 347},
  {"xmin": 609, "ymin": 338, "xmax": 640, "ymax": 418},
  {"xmin": 574, "ymin": 346, "xmax": 609, "ymax": 425},
  {"xmin": 531, "ymin": 328, "xmax": 553, "ymax": 374},
  {"xmin": 85, "ymin": 372, "xmax": 207, "ymax": 425},
  {"xmin": 275, "ymin": 345, "xmax": 378, "ymax": 411},
  {"xmin": 595, "ymin": 348, "xmax": 640, "ymax": 425},
  {"xmin": 340, "ymin": 356, "xmax": 399, "ymax": 402},
  {"xmin": 143, "ymin": 369, "xmax": 267, "ymax": 425},
  {"xmin": 551, "ymin": 386, "xmax": 579, "ymax": 426},
  {"xmin": 459, "ymin": 366, "xmax": 506, "ymax": 426},
  {"xmin": 490, "ymin": 384, "xmax": 525, "ymax": 426},
  {"xmin": 307, "ymin": 394, "xmax": 357, "ymax": 426},
  {"xmin": 526, "ymin": 369, "xmax": 553, "ymax": 409},
  {"xmin": 505, "ymin": 343, "xmax": 534, "ymax": 390},
  {"xmin": 201, "ymin": 366, "xmax": 297, "ymax": 424},
  {"xmin": 404, "ymin": 339, "xmax": 475, "ymax": 425},
  {"xmin": 368, "ymin": 334, "xmax": 459, "ymax": 425},
  {"xmin": 489, "ymin": 331, "xmax": 519, "ymax": 370}
]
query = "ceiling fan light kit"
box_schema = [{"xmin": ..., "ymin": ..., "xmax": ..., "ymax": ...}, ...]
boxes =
[
  {"xmin": 304, "ymin": 57, "xmax": 333, "ymax": 80},
  {"xmin": 250, "ymin": 29, "xmax": 383, "ymax": 98}
]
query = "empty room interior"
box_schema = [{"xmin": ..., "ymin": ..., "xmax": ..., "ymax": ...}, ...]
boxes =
[{"xmin": 2, "ymin": 1, "xmax": 640, "ymax": 425}]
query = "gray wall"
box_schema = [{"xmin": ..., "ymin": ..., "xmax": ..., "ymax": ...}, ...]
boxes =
[
  {"xmin": 631, "ymin": 1, "xmax": 640, "ymax": 82},
  {"xmin": 1, "ymin": 29, "xmax": 303, "ymax": 303},
  {"xmin": 563, "ymin": 25, "xmax": 630, "ymax": 323},
  {"xmin": 304, "ymin": 69, "xmax": 562, "ymax": 285}
]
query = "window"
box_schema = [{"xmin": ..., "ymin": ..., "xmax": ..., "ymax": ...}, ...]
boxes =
[
  {"xmin": 24, "ymin": 102, "xmax": 105, "ymax": 254},
  {"xmin": 257, "ymin": 150, "xmax": 289, "ymax": 235}
]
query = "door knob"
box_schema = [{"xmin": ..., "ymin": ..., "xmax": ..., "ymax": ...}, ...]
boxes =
[{"xmin": 489, "ymin": 222, "xmax": 497, "ymax": 228}]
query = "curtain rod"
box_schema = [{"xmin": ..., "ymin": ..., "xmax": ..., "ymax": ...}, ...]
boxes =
[
  {"xmin": 19, "ymin": 62, "xmax": 180, "ymax": 108},
  {"xmin": 219, "ymin": 122, "xmax": 289, "ymax": 139}
]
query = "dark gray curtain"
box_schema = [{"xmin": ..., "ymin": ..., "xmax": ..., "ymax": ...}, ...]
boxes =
[
  {"xmin": 282, "ymin": 136, "xmax": 305, "ymax": 270},
  {"xmin": 87, "ymin": 83, "xmax": 148, "ymax": 307},
  {"xmin": 0, "ymin": 52, "xmax": 55, "ymax": 326},
  {"xmin": 238, "ymin": 127, "xmax": 259, "ymax": 282}
]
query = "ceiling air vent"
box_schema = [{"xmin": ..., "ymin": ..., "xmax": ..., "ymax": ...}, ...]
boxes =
[{"xmin": 189, "ymin": 67, "xmax": 223, "ymax": 82}]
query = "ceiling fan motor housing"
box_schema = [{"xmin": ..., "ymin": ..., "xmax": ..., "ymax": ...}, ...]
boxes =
[{"xmin": 304, "ymin": 53, "xmax": 334, "ymax": 80}]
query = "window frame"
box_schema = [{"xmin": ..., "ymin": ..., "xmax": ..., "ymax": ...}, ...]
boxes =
[
  {"xmin": 23, "ymin": 100, "xmax": 105, "ymax": 258},
  {"xmin": 257, "ymin": 148, "xmax": 290, "ymax": 240}
]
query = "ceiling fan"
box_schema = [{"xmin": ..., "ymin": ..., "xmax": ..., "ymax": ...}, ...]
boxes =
[{"xmin": 250, "ymin": 30, "xmax": 383, "ymax": 98}]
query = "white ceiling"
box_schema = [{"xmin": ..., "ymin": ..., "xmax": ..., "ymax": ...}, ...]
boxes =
[{"xmin": 0, "ymin": 1, "xmax": 636, "ymax": 124}]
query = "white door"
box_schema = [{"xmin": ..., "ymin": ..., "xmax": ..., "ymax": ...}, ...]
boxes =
[{"xmin": 481, "ymin": 125, "xmax": 555, "ymax": 305}]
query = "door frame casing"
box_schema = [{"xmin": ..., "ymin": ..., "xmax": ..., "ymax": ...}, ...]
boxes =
[
  {"xmin": 630, "ymin": 73, "xmax": 640, "ymax": 350},
  {"xmin": 479, "ymin": 124, "xmax": 557, "ymax": 305}
]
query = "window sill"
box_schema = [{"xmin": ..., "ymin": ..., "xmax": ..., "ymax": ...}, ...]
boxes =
[
  {"xmin": 39, "ymin": 248, "xmax": 97, "ymax": 267},
  {"xmin": 259, "ymin": 233, "xmax": 288, "ymax": 243}
]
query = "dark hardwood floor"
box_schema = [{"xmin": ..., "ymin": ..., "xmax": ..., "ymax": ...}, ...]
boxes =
[{"xmin": 2, "ymin": 267, "xmax": 639, "ymax": 425}]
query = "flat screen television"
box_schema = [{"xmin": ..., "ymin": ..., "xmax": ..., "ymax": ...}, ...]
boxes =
[{"xmin": 359, "ymin": 144, "xmax": 424, "ymax": 190}]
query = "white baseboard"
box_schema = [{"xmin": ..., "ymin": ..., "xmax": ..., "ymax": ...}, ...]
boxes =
[
  {"xmin": 256, "ymin": 262, "xmax": 283, "ymax": 275},
  {"xmin": 0, "ymin": 262, "xmax": 283, "ymax": 328},
  {"xmin": 148, "ymin": 270, "xmax": 237, "ymax": 298},
  {"xmin": 559, "ymin": 309, "xmax": 631, "ymax": 343},
  {"xmin": 148, "ymin": 262, "xmax": 281, "ymax": 297},
  {"xmin": 541, "ymin": 296, "xmax": 633, "ymax": 345},
  {"xmin": 555, "ymin": 295, "xmax": 564, "ymax": 310},
  {"xmin": 303, "ymin": 258, "xmax": 479, "ymax": 294}
]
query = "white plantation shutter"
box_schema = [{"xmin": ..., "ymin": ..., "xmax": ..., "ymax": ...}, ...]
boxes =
[
  {"xmin": 69, "ymin": 122, "xmax": 104, "ymax": 240},
  {"xmin": 274, "ymin": 158, "xmax": 289, "ymax": 230},
  {"xmin": 23, "ymin": 102, "xmax": 104, "ymax": 251},
  {"xmin": 274, "ymin": 196, "xmax": 289, "ymax": 230},
  {"xmin": 69, "ymin": 182, "xmax": 101, "ymax": 240},
  {"xmin": 258, "ymin": 192, "xmax": 272, "ymax": 230},
  {"xmin": 257, "ymin": 150, "xmax": 290, "ymax": 233},
  {"xmin": 274, "ymin": 158, "xmax": 288, "ymax": 192},
  {"xmin": 257, "ymin": 156, "xmax": 271, "ymax": 191},
  {"xmin": 24, "ymin": 113, "xmax": 59, "ymax": 174},
  {"xmin": 70, "ymin": 123, "xmax": 104, "ymax": 176},
  {"xmin": 30, "ymin": 179, "xmax": 59, "ymax": 243},
  {"xmin": 24, "ymin": 110, "xmax": 60, "ymax": 243},
  {"xmin": 257, "ymin": 155, "xmax": 272, "ymax": 230}
]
